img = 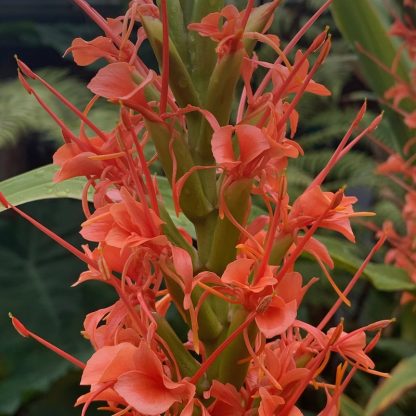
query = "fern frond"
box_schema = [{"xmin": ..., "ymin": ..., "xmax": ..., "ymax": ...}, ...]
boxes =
[{"xmin": 0, "ymin": 68, "xmax": 117, "ymax": 148}]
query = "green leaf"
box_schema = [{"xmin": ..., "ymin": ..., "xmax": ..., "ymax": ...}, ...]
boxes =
[
  {"xmin": 0, "ymin": 199, "xmax": 113, "ymax": 415},
  {"xmin": 0, "ymin": 164, "xmax": 195, "ymax": 232},
  {"xmin": 157, "ymin": 176, "xmax": 194, "ymax": 235},
  {"xmin": 365, "ymin": 354, "xmax": 416, "ymax": 416},
  {"xmin": 0, "ymin": 165, "xmax": 87, "ymax": 212},
  {"xmin": 377, "ymin": 338, "xmax": 416, "ymax": 359},
  {"xmin": 341, "ymin": 395, "xmax": 364, "ymax": 416},
  {"xmin": 331, "ymin": 0, "xmax": 414, "ymax": 151},
  {"xmin": 364, "ymin": 263, "xmax": 416, "ymax": 292},
  {"xmin": 316, "ymin": 236, "xmax": 416, "ymax": 292}
]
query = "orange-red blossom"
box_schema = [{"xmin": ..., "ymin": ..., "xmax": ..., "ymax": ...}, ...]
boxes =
[{"xmin": 2, "ymin": 0, "xmax": 392, "ymax": 415}]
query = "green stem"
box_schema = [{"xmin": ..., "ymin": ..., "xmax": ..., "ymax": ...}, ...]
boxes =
[
  {"xmin": 154, "ymin": 314, "xmax": 210, "ymax": 393},
  {"xmin": 217, "ymin": 306, "xmax": 257, "ymax": 389},
  {"xmin": 158, "ymin": 203, "xmax": 199, "ymax": 267},
  {"xmin": 146, "ymin": 120, "xmax": 213, "ymax": 222},
  {"xmin": 207, "ymin": 179, "xmax": 252, "ymax": 274},
  {"xmin": 163, "ymin": 275, "xmax": 223, "ymax": 342}
]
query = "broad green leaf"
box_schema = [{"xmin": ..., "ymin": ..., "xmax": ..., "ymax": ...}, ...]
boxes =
[
  {"xmin": 364, "ymin": 263, "xmax": 416, "ymax": 292},
  {"xmin": 0, "ymin": 164, "xmax": 195, "ymax": 233},
  {"xmin": 317, "ymin": 236, "xmax": 416, "ymax": 292},
  {"xmin": 341, "ymin": 395, "xmax": 364, "ymax": 416},
  {"xmin": 0, "ymin": 199, "xmax": 113, "ymax": 415},
  {"xmin": 0, "ymin": 164, "xmax": 267, "ymax": 239},
  {"xmin": 365, "ymin": 354, "xmax": 416, "ymax": 416},
  {"xmin": 377, "ymin": 338, "xmax": 416, "ymax": 359},
  {"xmin": 157, "ymin": 176, "xmax": 194, "ymax": 235},
  {"xmin": 0, "ymin": 165, "xmax": 86, "ymax": 212},
  {"xmin": 332, "ymin": 0, "xmax": 414, "ymax": 151}
]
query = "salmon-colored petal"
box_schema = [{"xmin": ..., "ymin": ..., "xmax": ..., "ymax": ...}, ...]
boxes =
[
  {"xmin": 256, "ymin": 298, "xmax": 297, "ymax": 338},
  {"xmin": 114, "ymin": 342, "xmax": 195, "ymax": 415},
  {"xmin": 259, "ymin": 387, "xmax": 285, "ymax": 416},
  {"xmin": 236, "ymin": 124, "xmax": 270, "ymax": 164},
  {"xmin": 212, "ymin": 125, "xmax": 238, "ymax": 167},
  {"xmin": 88, "ymin": 62, "xmax": 137, "ymax": 99},
  {"xmin": 305, "ymin": 80, "xmax": 331, "ymax": 96},
  {"xmin": 67, "ymin": 36, "xmax": 118, "ymax": 66},
  {"xmin": 75, "ymin": 386, "xmax": 125, "ymax": 406},
  {"xmin": 54, "ymin": 152, "xmax": 104, "ymax": 182},
  {"xmin": 53, "ymin": 143, "xmax": 78, "ymax": 165},
  {"xmin": 301, "ymin": 237, "xmax": 334, "ymax": 269},
  {"xmin": 276, "ymin": 272, "xmax": 303, "ymax": 303},
  {"xmin": 80, "ymin": 207, "xmax": 113, "ymax": 242},
  {"xmin": 222, "ymin": 258, "xmax": 254, "ymax": 286},
  {"xmin": 81, "ymin": 342, "xmax": 137, "ymax": 385},
  {"xmin": 172, "ymin": 246, "xmax": 194, "ymax": 294},
  {"xmin": 209, "ymin": 380, "xmax": 243, "ymax": 410},
  {"xmin": 115, "ymin": 370, "xmax": 193, "ymax": 415}
]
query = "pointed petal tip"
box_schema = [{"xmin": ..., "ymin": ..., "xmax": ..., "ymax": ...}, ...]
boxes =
[{"xmin": 9, "ymin": 313, "xmax": 30, "ymax": 337}]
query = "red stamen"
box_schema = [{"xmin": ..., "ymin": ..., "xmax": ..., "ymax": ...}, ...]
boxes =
[
  {"xmin": 308, "ymin": 102, "xmax": 374, "ymax": 190},
  {"xmin": 17, "ymin": 59, "xmax": 108, "ymax": 143},
  {"xmin": 9, "ymin": 314, "xmax": 85, "ymax": 369},
  {"xmin": 0, "ymin": 193, "xmax": 96, "ymax": 268},
  {"xmin": 275, "ymin": 190, "xmax": 342, "ymax": 282},
  {"xmin": 116, "ymin": 128, "xmax": 159, "ymax": 236},
  {"xmin": 255, "ymin": 0, "xmax": 333, "ymax": 99},
  {"xmin": 81, "ymin": 380, "xmax": 115, "ymax": 416},
  {"xmin": 318, "ymin": 234, "xmax": 387, "ymax": 331},
  {"xmin": 122, "ymin": 109, "xmax": 160, "ymax": 216},
  {"xmin": 272, "ymin": 37, "xmax": 331, "ymax": 132},
  {"xmin": 189, "ymin": 311, "xmax": 256, "ymax": 384},
  {"xmin": 17, "ymin": 70, "xmax": 78, "ymax": 145}
]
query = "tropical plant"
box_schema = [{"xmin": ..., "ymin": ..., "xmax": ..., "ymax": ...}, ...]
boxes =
[{"xmin": 1, "ymin": 0, "xmax": 414, "ymax": 415}]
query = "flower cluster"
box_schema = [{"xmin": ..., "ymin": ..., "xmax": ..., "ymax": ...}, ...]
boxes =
[
  {"xmin": 3, "ymin": 0, "xmax": 391, "ymax": 415},
  {"xmin": 375, "ymin": 0, "xmax": 416, "ymax": 304}
]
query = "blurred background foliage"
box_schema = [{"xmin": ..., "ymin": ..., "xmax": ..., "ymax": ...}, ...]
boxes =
[{"xmin": 0, "ymin": 0, "xmax": 415, "ymax": 415}]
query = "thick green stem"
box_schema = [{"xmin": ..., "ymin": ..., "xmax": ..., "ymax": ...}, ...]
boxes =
[
  {"xmin": 155, "ymin": 314, "xmax": 210, "ymax": 393},
  {"xmin": 194, "ymin": 210, "xmax": 218, "ymax": 267},
  {"xmin": 269, "ymin": 233, "xmax": 294, "ymax": 265},
  {"xmin": 189, "ymin": 0, "xmax": 224, "ymax": 98},
  {"xmin": 207, "ymin": 179, "xmax": 252, "ymax": 274},
  {"xmin": 142, "ymin": 15, "xmax": 200, "ymax": 109},
  {"xmin": 156, "ymin": 0, "xmax": 190, "ymax": 70},
  {"xmin": 196, "ymin": 49, "xmax": 244, "ymax": 161},
  {"xmin": 217, "ymin": 305, "xmax": 257, "ymax": 388},
  {"xmin": 164, "ymin": 276, "xmax": 223, "ymax": 342},
  {"xmin": 155, "ymin": 313, "xmax": 201, "ymax": 378},
  {"xmin": 158, "ymin": 203, "xmax": 199, "ymax": 267},
  {"xmin": 146, "ymin": 120, "xmax": 213, "ymax": 222}
]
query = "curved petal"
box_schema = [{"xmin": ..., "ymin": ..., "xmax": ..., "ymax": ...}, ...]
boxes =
[{"xmin": 256, "ymin": 298, "xmax": 297, "ymax": 338}]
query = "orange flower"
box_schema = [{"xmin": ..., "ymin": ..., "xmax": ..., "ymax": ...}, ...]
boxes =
[
  {"xmin": 289, "ymin": 186, "xmax": 363, "ymax": 242},
  {"xmin": 80, "ymin": 188, "xmax": 167, "ymax": 251},
  {"xmin": 188, "ymin": 4, "xmax": 245, "ymax": 54},
  {"xmin": 87, "ymin": 62, "xmax": 159, "ymax": 119},
  {"xmin": 81, "ymin": 342, "xmax": 195, "ymax": 414},
  {"xmin": 65, "ymin": 36, "xmax": 122, "ymax": 66},
  {"xmin": 218, "ymin": 259, "xmax": 305, "ymax": 337},
  {"xmin": 212, "ymin": 124, "xmax": 299, "ymax": 181}
]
